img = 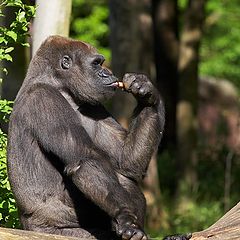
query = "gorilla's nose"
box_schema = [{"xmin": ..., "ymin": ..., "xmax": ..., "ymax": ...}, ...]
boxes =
[{"xmin": 99, "ymin": 68, "xmax": 112, "ymax": 78}]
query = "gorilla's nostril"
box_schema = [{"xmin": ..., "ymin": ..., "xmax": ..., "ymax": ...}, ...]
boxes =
[{"xmin": 99, "ymin": 68, "xmax": 112, "ymax": 78}]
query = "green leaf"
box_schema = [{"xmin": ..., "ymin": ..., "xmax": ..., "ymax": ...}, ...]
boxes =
[
  {"xmin": 0, "ymin": 37, "xmax": 5, "ymax": 44},
  {"xmin": 2, "ymin": 68, "xmax": 8, "ymax": 74},
  {"xmin": 3, "ymin": 54, "xmax": 13, "ymax": 62},
  {"xmin": 22, "ymin": 26, "xmax": 28, "ymax": 31},
  {"xmin": 18, "ymin": 11, "xmax": 26, "ymax": 22},
  {"xmin": 26, "ymin": 6, "xmax": 36, "ymax": 16},
  {"xmin": 6, "ymin": 0, "xmax": 23, "ymax": 8},
  {"xmin": 21, "ymin": 42, "xmax": 30, "ymax": 47},
  {"xmin": 6, "ymin": 31, "xmax": 17, "ymax": 41},
  {"xmin": 5, "ymin": 47, "xmax": 14, "ymax": 53}
]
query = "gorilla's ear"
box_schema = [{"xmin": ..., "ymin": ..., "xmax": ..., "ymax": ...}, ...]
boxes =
[{"xmin": 61, "ymin": 55, "xmax": 72, "ymax": 70}]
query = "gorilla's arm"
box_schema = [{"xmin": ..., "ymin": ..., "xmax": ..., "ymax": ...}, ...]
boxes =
[
  {"xmin": 25, "ymin": 83, "xmax": 147, "ymax": 240},
  {"xmin": 115, "ymin": 74, "xmax": 165, "ymax": 182}
]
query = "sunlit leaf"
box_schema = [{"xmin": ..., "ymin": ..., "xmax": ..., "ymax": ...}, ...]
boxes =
[
  {"xmin": 6, "ymin": 31, "xmax": 17, "ymax": 41},
  {"xmin": 5, "ymin": 47, "xmax": 14, "ymax": 53},
  {"xmin": 21, "ymin": 42, "xmax": 30, "ymax": 47},
  {"xmin": 3, "ymin": 54, "xmax": 12, "ymax": 62}
]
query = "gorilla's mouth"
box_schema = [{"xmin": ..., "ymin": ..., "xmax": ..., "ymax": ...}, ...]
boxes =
[
  {"xmin": 107, "ymin": 81, "xmax": 124, "ymax": 89},
  {"xmin": 107, "ymin": 82, "xmax": 118, "ymax": 88}
]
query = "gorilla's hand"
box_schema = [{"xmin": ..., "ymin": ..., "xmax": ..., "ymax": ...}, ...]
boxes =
[
  {"xmin": 163, "ymin": 233, "xmax": 192, "ymax": 240},
  {"xmin": 122, "ymin": 73, "xmax": 159, "ymax": 106},
  {"xmin": 113, "ymin": 210, "xmax": 148, "ymax": 240}
]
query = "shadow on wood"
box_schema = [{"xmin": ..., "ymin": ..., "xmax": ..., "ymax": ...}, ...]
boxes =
[{"xmin": 191, "ymin": 201, "xmax": 240, "ymax": 240}]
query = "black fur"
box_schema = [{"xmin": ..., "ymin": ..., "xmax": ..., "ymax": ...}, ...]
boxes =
[
  {"xmin": 163, "ymin": 233, "xmax": 192, "ymax": 240},
  {"xmin": 7, "ymin": 36, "xmax": 165, "ymax": 240}
]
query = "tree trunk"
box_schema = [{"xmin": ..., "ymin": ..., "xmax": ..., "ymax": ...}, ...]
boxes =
[
  {"xmin": 191, "ymin": 201, "xmax": 240, "ymax": 240},
  {"xmin": 151, "ymin": 0, "xmax": 179, "ymax": 200},
  {"xmin": 152, "ymin": 0, "xmax": 179, "ymax": 152},
  {"xmin": 32, "ymin": 0, "xmax": 72, "ymax": 55},
  {"xmin": 177, "ymin": 0, "xmax": 206, "ymax": 196},
  {"xmin": 109, "ymin": 0, "xmax": 143, "ymax": 125},
  {"xmin": 109, "ymin": 0, "xmax": 163, "ymax": 229}
]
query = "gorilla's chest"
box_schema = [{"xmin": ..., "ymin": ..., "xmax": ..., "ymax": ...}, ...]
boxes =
[
  {"xmin": 78, "ymin": 111, "xmax": 121, "ymax": 158},
  {"xmin": 60, "ymin": 90, "xmax": 123, "ymax": 158}
]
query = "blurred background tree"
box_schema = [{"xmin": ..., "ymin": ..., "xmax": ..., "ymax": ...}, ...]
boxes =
[{"xmin": 0, "ymin": 0, "xmax": 240, "ymax": 238}]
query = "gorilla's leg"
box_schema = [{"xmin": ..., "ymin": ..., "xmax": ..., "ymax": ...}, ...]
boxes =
[{"xmin": 117, "ymin": 173, "xmax": 146, "ymax": 227}]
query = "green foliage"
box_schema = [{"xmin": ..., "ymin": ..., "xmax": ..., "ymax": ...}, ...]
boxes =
[
  {"xmin": 149, "ymin": 201, "xmax": 222, "ymax": 239},
  {"xmin": 0, "ymin": 100, "xmax": 20, "ymax": 228},
  {"xmin": 178, "ymin": 202, "xmax": 221, "ymax": 231},
  {"xmin": 168, "ymin": 201, "xmax": 222, "ymax": 235},
  {"xmin": 157, "ymin": 149, "xmax": 229, "ymax": 238},
  {"xmin": 0, "ymin": 99, "xmax": 13, "ymax": 121},
  {"xmin": 0, "ymin": 0, "xmax": 35, "ymax": 80},
  {"xmin": 71, "ymin": 0, "xmax": 110, "ymax": 63},
  {"xmin": 0, "ymin": 0, "xmax": 35, "ymax": 228},
  {"xmin": 200, "ymin": 0, "xmax": 240, "ymax": 89}
]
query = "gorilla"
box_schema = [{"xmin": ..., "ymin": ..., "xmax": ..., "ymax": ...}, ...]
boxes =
[{"xmin": 7, "ymin": 36, "xmax": 190, "ymax": 240}]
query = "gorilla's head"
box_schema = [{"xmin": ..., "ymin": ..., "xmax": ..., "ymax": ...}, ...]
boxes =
[{"xmin": 30, "ymin": 36, "xmax": 118, "ymax": 104}]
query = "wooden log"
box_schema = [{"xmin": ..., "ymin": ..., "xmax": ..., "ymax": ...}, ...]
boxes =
[
  {"xmin": 191, "ymin": 201, "xmax": 240, "ymax": 239},
  {"xmin": 0, "ymin": 227, "xmax": 81, "ymax": 240},
  {"xmin": 2, "ymin": 202, "xmax": 240, "ymax": 240}
]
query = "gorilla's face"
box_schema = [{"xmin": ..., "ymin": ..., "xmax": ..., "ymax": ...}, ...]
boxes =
[
  {"xmin": 35, "ymin": 36, "xmax": 119, "ymax": 104},
  {"xmin": 56, "ymin": 37, "xmax": 118, "ymax": 104},
  {"xmin": 81, "ymin": 53, "xmax": 119, "ymax": 100}
]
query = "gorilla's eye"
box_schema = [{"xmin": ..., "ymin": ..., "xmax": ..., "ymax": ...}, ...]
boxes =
[
  {"xmin": 61, "ymin": 55, "xmax": 72, "ymax": 70},
  {"xmin": 92, "ymin": 55, "xmax": 105, "ymax": 66}
]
